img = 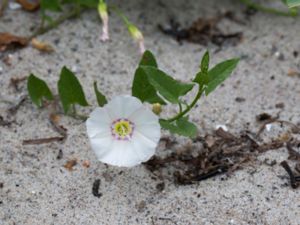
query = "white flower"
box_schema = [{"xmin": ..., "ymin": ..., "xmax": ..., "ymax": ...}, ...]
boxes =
[{"xmin": 86, "ymin": 95, "xmax": 161, "ymax": 167}]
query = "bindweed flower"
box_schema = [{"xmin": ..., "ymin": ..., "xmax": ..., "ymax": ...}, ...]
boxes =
[
  {"xmin": 86, "ymin": 95, "xmax": 161, "ymax": 167},
  {"xmin": 98, "ymin": 0, "xmax": 109, "ymax": 41},
  {"xmin": 127, "ymin": 23, "xmax": 145, "ymax": 54}
]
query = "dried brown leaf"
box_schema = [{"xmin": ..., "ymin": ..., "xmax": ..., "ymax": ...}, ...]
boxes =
[
  {"xmin": 0, "ymin": 32, "xmax": 28, "ymax": 51},
  {"xmin": 64, "ymin": 159, "xmax": 77, "ymax": 171},
  {"xmin": 16, "ymin": 0, "xmax": 39, "ymax": 11}
]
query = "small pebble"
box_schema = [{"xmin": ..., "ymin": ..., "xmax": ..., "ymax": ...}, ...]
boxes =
[
  {"xmin": 274, "ymin": 51, "xmax": 284, "ymax": 61},
  {"xmin": 266, "ymin": 124, "xmax": 272, "ymax": 132},
  {"xmin": 71, "ymin": 65, "xmax": 78, "ymax": 73},
  {"xmin": 216, "ymin": 124, "xmax": 228, "ymax": 131}
]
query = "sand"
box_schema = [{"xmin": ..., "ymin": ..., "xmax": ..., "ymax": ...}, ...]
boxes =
[{"xmin": 0, "ymin": 0, "xmax": 300, "ymax": 224}]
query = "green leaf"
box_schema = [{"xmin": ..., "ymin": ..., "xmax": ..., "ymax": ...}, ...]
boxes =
[
  {"xmin": 193, "ymin": 51, "xmax": 210, "ymax": 87},
  {"xmin": 200, "ymin": 51, "xmax": 209, "ymax": 74},
  {"xmin": 132, "ymin": 50, "xmax": 166, "ymax": 104},
  {"xmin": 58, "ymin": 66, "xmax": 89, "ymax": 113},
  {"xmin": 27, "ymin": 74, "xmax": 54, "ymax": 108},
  {"xmin": 205, "ymin": 58, "xmax": 239, "ymax": 96},
  {"xmin": 286, "ymin": 0, "xmax": 300, "ymax": 7},
  {"xmin": 139, "ymin": 50, "xmax": 158, "ymax": 67},
  {"xmin": 140, "ymin": 66, "xmax": 195, "ymax": 104},
  {"xmin": 40, "ymin": 0, "xmax": 62, "ymax": 12},
  {"xmin": 81, "ymin": 0, "xmax": 100, "ymax": 7},
  {"xmin": 160, "ymin": 117, "xmax": 197, "ymax": 138},
  {"xmin": 93, "ymin": 81, "xmax": 107, "ymax": 107}
]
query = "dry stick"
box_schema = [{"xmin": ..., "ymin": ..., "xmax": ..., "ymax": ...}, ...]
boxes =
[
  {"xmin": 22, "ymin": 136, "xmax": 65, "ymax": 145},
  {"xmin": 22, "ymin": 114, "xmax": 67, "ymax": 145},
  {"xmin": 280, "ymin": 161, "xmax": 298, "ymax": 189},
  {"xmin": 256, "ymin": 119, "xmax": 300, "ymax": 138},
  {"xmin": 286, "ymin": 142, "xmax": 300, "ymax": 161}
]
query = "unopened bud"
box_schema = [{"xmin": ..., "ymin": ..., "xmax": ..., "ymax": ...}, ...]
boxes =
[
  {"xmin": 98, "ymin": 0, "xmax": 109, "ymax": 41},
  {"xmin": 152, "ymin": 103, "xmax": 162, "ymax": 115},
  {"xmin": 127, "ymin": 24, "xmax": 145, "ymax": 54}
]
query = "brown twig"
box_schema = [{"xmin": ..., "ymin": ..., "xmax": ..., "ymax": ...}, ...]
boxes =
[
  {"xmin": 22, "ymin": 136, "xmax": 65, "ymax": 145},
  {"xmin": 8, "ymin": 95, "xmax": 27, "ymax": 115},
  {"xmin": 256, "ymin": 118, "xmax": 300, "ymax": 138},
  {"xmin": 280, "ymin": 161, "xmax": 298, "ymax": 189},
  {"xmin": 287, "ymin": 142, "xmax": 300, "ymax": 161}
]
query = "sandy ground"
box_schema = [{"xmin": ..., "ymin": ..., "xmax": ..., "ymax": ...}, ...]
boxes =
[{"xmin": 1, "ymin": 0, "xmax": 300, "ymax": 224}]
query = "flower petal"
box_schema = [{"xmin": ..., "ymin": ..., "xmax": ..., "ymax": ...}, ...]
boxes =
[
  {"xmin": 90, "ymin": 133, "xmax": 114, "ymax": 159},
  {"xmin": 86, "ymin": 107, "xmax": 111, "ymax": 138},
  {"xmin": 129, "ymin": 107, "xmax": 159, "ymax": 126},
  {"xmin": 136, "ymin": 123, "xmax": 161, "ymax": 146},
  {"xmin": 131, "ymin": 131, "xmax": 158, "ymax": 162},
  {"xmin": 105, "ymin": 95, "xmax": 143, "ymax": 119},
  {"xmin": 99, "ymin": 140, "xmax": 142, "ymax": 167}
]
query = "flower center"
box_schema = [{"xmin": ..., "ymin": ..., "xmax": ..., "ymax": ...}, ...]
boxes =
[{"xmin": 111, "ymin": 118, "xmax": 135, "ymax": 140}]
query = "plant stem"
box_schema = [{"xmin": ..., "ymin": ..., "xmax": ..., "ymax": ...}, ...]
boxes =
[
  {"xmin": 178, "ymin": 102, "xmax": 183, "ymax": 113},
  {"xmin": 166, "ymin": 86, "xmax": 204, "ymax": 123},
  {"xmin": 71, "ymin": 113, "xmax": 88, "ymax": 121},
  {"xmin": 72, "ymin": 104, "xmax": 77, "ymax": 115},
  {"xmin": 109, "ymin": 5, "xmax": 131, "ymax": 26},
  {"xmin": 29, "ymin": 7, "xmax": 83, "ymax": 39},
  {"xmin": 238, "ymin": 0, "xmax": 297, "ymax": 17},
  {"xmin": 0, "ymin": 0, "xmax": 8, "ymax": 17},
  {"xmin": 69, "ymin": 104, "xmax": 88, "ymax": 121}
]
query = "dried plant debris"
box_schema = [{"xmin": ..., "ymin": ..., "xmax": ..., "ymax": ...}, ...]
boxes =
[
  {"xmin": 0, "ymin": 115, "xmax": 13, "ymax": 126},
  {"xmin": 0, "ymin": 33, "xmax": 28, "ymax": 51},
  {"xmin": 22, "ymin": 114, "xmax": 67, "ymax": 145},
  {"xmin": 92, "ymin": 179, "xmax": 102, "ymax": 198},
  {"xmin": 49, "ymin": 114, "xmax": 68, "ymax": 138},
  {"xmin": 23, "ymin": 136, "xmax": 65, "ymax": 145},
  {"xmin": 287, "ymin": 142, "xmax": 300, "ymax": 161},
  {"xmin": 16, "ymin": 0, "xmax": 39, "ymax": 11},
  {"xmin": 256, "ymin": 118, "xmax": 300, "ymax": 138},
  {"xmin": 158, "ymin": 12, "xmax": 243, "ymax": 47},
  {"xmin": 144, "ymin": 126, "xmax": 300, "ymax": 186},
  {"xmin": 280, "ymin": 161, "xmax": 300, "ymax": 189},
  {"xmin": 7, "ymin": 95, "xmax": 27, "ymax": 115},
  {"xmin": 31, "ymin": 38, "xmax": 54, "ymax": 52},
  {"xmin": 63, "ymin": 159, "xmax": 77, "ymax": 171},
  {"xmin": 10, "ymin": 76, "xmax": 27, "ymax": 91},
  {"xmin": 256, "ymin": 113, "xmax": 273, "ymax": 122}
]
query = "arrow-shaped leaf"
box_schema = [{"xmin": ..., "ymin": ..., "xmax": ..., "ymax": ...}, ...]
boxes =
[
  {"xmin": 140, "ymin": 66, "xmax": 194, "ymax": 104},
  {"xmin": 205, "ymin": 58, "xmax": 239, "ymax": 95},
  {"xmin": 160, "ymin": 117, "xmax": 197, "ymax": 138},
  {"xmin": 27, "ymin": 74, "xmax": 53, "ymax": 107},
  {"xmin": 132, "ymin": 50, "xmax": 166, "ymax": 104},
  {"xmin": 93, "ymin": 81, "xmax": 107, "ymax": 107},
  {"xmin": 58, "ymin": 66, "xmax": 89, "ymax": 113}
]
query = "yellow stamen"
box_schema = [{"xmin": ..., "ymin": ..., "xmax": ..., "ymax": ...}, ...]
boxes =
[{"xmin": 114, "ymin": 121, "xmax": 132, "ymax": 138}]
